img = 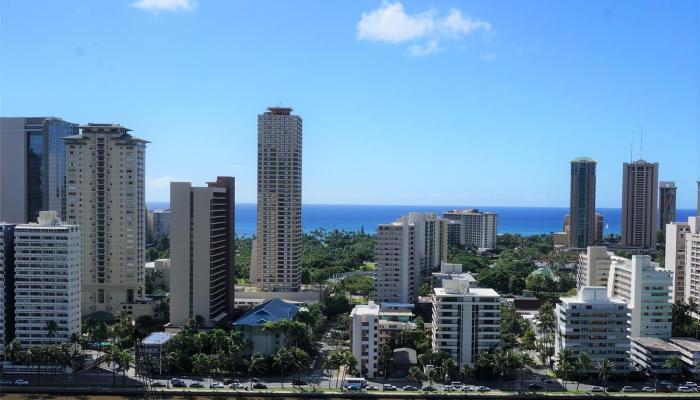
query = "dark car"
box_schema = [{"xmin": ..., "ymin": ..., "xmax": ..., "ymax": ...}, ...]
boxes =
[
  {"xmin": 528, "ymin": 384, "xmax": 543, "ymax": 390},
  {"xmin": 223, "ymin": 378, "xmax": 238, "ymax": 384},
  {"xmin": 172, "ymin": 380, "xmax": 187, "ymax": 388},
  {"xmin": 403, "ymin": 385, "xmax": 418, "ymax": 391},
  {"xmin": 254, "ymin": 382, "xmax": 268, "ymax": 389},
  {"xmin": 189, "ymin": 382, "xmax": 204, "ymax": 388},
  {"xmin": 292, "ymin": 379, "xmax": 308, "ymax": 386},
  {"xmin": 422, "ymin": 386, "xmax": 436, "ymax": 391},
  {"xmin": 151, "ymin": 382, "xmax": 165, "ymax": 387},
  {"xmin": 605, "ymin": 385, "xmax": 620, "ymax": 392}
]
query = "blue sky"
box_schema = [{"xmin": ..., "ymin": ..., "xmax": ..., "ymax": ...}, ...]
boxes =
[{"xmin": 1, "ymin": 0, "xmax": 698, "ymax": 207}]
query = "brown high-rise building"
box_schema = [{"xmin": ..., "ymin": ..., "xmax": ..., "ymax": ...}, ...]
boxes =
[
  {"xmin": 170, "ymin": 177, "xmax": 235, "ymax": 327},
  {"xmin": 659, "ymin": 181, "xmax": 677, "ymax": 228},
  {"xmin": 569, "ymin": 157, "xmax": 597, "ymax": 248},
  {"xmin": 250, "ymin": 107, "xmax": 302, "ymax": 292},
  {"xmin": 621, "ymin": 160, "xmax": 659, "ymax": 249}
]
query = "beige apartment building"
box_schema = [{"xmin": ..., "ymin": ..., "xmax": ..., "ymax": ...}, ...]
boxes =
[
  {"xmin": 170, "ymin": 178, "xmax": 235, "ymax": 327},
  {"xmin": 374, "ymin": 212, "xmax": 448, "ymax": 304},
  {"xmin": 666, "ymin": 220, "xmax": 693, "ymax": 302},
  {"xmin": 621, "ymin": 160, "xmax": 659, "ymax": 249},
  {"xmin": 250, "ymin": 107, "xmax": 302, "ymax": 292},
  {"xmin": 64, "ymin": 123, "xmax": 150, "ymax": 317},
  {"xmin": 443, "ymin": 209, "xmax": 497, "ymax": 250},
  {"xmin": 684, "ymin": 217, "xmax": 700, "ymax": 310}
]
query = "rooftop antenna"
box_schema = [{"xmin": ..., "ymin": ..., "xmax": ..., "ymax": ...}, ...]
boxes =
[{"xmin": 640, "ymin": 125, "xmax": 644, "ymax": 161}]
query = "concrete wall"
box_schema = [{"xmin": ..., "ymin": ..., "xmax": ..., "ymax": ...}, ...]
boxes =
[{"xmin": 0, "ymin": 118, "xmax": 27, "ymax": 223}]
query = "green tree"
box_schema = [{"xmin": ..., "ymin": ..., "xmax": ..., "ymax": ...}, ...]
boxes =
[
  {"xmin": 574, "ymin": 353, "xmax": 593, "ymax": 390},
  {"xmin": 664, "ymin": 354, "xmax": 683, "ymax": 382},
  {"xmin": 378, "ymin": 345, "xmax": 393, "ymax": 379},
  {"xmin": 555, "ymin": 349, "xmax": 575, "ymax": 390},
  {"xmin": 273, "ymin": 347, "xmax": 292, "ymax": 388},
  {"xmin": 598, "ymin": 359, "xmax": 614, "ymax": 392},
  {"xmin": 407, "ymin": 366, "xmax": 426, "ymax": 385},
  {"xmin": 521, "ymin": 328, "xmax": 536, "ymax": 351},
  {"xmin": 536, "ymin": 303, "xmax": 556, "ymax": 366},
  {"xmin": 248, "ymin": 353, "xmax": 268, "ymax": 389}
]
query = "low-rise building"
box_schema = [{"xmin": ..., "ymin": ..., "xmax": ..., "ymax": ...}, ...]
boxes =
[
  {"xmin": 555, "ymin": 286, "xmax": 630, "ymax": 373},
  {"xmin": 143, "ymin": 331, "xmax": 175, "ymax": 375},
  {"xmin": 233, "ymin": 298, "xmax": 300, "ymax": 356},
  {"xmin": 670, "ymin": 337, "xmax": 700, "ymax": 376},
  {"xmin": 631, "ymin": 337, "xmax": 680, "ymax": 375},
  {"xmin": 145, "ymin": 258, "xmax": 170, "ymax": 293},
  {"xmin": 351, "ymin": 302, "xmax": 380, "ymax": 378},
  {"xmin": 233, "ymin": 284, "xmax": 326, "ymax": 309},
  {"xmin": 432, "ymin": 262, "xmax": 477, "ymax": 288},
  {"xmin": 431, "ymin": 277, "xmax": 500, "ymax": 367}
]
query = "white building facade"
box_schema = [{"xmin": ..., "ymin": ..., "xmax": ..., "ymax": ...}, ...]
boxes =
[
  {"xmin": 577, "ymin": 246, "xmax": 614, "ymax": 289},
  {"xmin": 431, "ymin": 278, "xmax": 501, "ymax": 367},
  {"xmin": 13, "ymin": 212, "xmax": 81, "ymax": 346},
  {"xmin": 555, "ymin": 286, "xmax": 631, "ymax": 372},
  {"xmin": 666, "ymin": 219, "xmax": 695, "ymax": 303},
  {"xmin": 443, "ymin": 209, "xmax": 497, "ymax": 250},
  {"xmin": 350, "ymin": 302, "xmax": 380, "ymax": 378},
  {"xmin": 607, "ymin": 255, "xmax": 672, "ymax": 338}
]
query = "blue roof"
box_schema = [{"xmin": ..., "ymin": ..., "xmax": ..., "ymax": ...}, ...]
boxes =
[
  {"xmin": 233, "ymin": 298, "xmax": 300, "ymax": 327},
  {"xmin": 143, "ymin": 332, "xmax": 175, "ymax": 345}
]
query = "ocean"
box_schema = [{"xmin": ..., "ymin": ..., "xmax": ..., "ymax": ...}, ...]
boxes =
[{"xmin": 147, "ymin": 202, "xmax": 697, "ymax": 237}]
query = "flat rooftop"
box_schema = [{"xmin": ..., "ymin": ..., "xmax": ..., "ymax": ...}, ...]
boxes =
[
  {"xmin": 143, "ymin": 332, "xmax": 174, "ymax": 345},
  {"xmin": 671, "ymin": 337, "xmax": 700, "ymax": 352},
  {"xmin": 632, "ymin": 337, "xmax": 680, "ymax": 352}
]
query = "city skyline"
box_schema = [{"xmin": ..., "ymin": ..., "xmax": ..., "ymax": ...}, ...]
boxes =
[{"xmin": 1, "ymin": 1, "xmax": 697, "ymax": 208}]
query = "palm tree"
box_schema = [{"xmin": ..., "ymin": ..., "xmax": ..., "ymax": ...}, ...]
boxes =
[
  {"xmin": 192, "ymin": 353, "xmax": 211, "ymax": 384},
  {"xmin": 378, "ymin": 345, "xmax": 392, "ymax": 379},
  {"xmin": 103, "ymin": 348, "xmax": 119, "ymax": 386},
  {"xmin": 118, "ymin": 349, "xmax": 134, "ymax": 385},
  {"xmin": 517, "ymin": 352, "xmax": 533, "ymax": 391},
  {"xmin": 537, "ymin": 303, "xmax": 556, "ymax": 367},
  {"xmin": 325, "ymin": 350, "xmax": 345, "ymax": 388},
  {"xmin": 5, "ymin": 339, "xmax": 23, "ymax": 363},
  {"xmin": 664, "ymin": 354, "xmax": 683, "ymax": 383},
  {"xmin": 273, "ymin": 347, "xmax": 291, "ymax": 388},
  {"xmin": 574, "ymin": 353, "xmax": 593, "ymax": 390},
  {"xmin": 476, "ymin": 352, "xmax": 493, "ymax": 383},
  {"xmin": 598, "ymin": 359, "xmax": 614, "ymax": 392},
  {"xmin": 248, "ymin": 353, "xmax": 268, "ymax": 389},
  {"xmin": 45, "ymin": 320, "xmax": 59, "ymax": 344},
  {"xmin": 289, "ymin": 347, "xmax": 310, "ymax": 385},
  {"xmin": 69, "ymin": 347, "xmax": 84, "ymax": 383},
  {"xmin": 555, "ymin": 349, "xmax": 575, "ymax": 390},
  {"xmin": 340, "ymin": 350, "xmax": 356, "ymax": 388}
]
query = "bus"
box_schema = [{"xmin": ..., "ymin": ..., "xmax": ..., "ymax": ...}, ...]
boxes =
[{"xmin": 345, "ymin": 377, "xmax": 367, "ymax": 388}]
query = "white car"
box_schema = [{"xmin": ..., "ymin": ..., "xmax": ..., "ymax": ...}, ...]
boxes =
[
  {"xmin": 678, "ymin": 386, "xmax": 694, "ymax": 393},
  {"xmin": 642, "ymin": 387, "xmax": 654, "ymax": 392},
  {"xmin": 14, "ymin": 379, "xmax": 29, "ymax": 386},
  {"xmin": 590, "ymin": 386, "xmax": 604, "ymax": 392},
  {"xmin": 229, "ymin": 382, "xmax": 244, "ymax": 389},
  {"xmin": 211, "ymin": 382, "xmax": 224, "ymax": 389}
]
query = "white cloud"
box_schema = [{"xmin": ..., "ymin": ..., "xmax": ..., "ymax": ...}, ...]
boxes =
[
  {"xmin": 409, "ymin": 40, "xmax": 441, "ymax": 57},
  {"xmin": 132, "ymin": 0, "xmax": 196, "ymax": 13},
  {"xmin": 357, "ymin": 1, "xmax": 491, "ymax": 56}
]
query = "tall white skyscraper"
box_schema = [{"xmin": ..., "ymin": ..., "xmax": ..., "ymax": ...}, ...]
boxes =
[
  {"xmin": 64, "ymin": 123, "xmax": 150, "ymax": 317},
  {"xmin": 12, "ymin": 211, "xmax": 81, "ymax": 346},
  {"xmin": 170, "ymin": 178, "xmax": 235, "ymax": 327},
  {"xmin": 251, "ymin": 107, "xmax": 302, "ymax": 292}
]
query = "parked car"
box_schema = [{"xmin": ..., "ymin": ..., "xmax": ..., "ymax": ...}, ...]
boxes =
[
  {"xmin": 14, "ymin": 379, "xmax": 29, "ymax": 386},
  {"xmin": 686, "ymin": 382, "xmax": 698, "ymax": 388},
  {"xmin": 422, "ymin": 386, "xmax": 436, "ymax": 391},
  {"xmin": 211, "ymin": 382, "xmax": 224, "ymax": 389},
  {"xmin": 151, "ymin": 382, "xmax": 165, "ymax": 387},
  {"xmin": 367, "ymin": 386, "xmax": 379, "ymax": 391},
  {"xmin": 172, "ymin": 380, "xmax": 187, "ymax": 388},
  {"xmin": 383, "ymin": 384, "xmax": 397, "ymax": 391},
  {"xmin": 292, "ymin": 379, "xmax": 308, "ymax": 386},
  {"xmin": 479, "ymin": 386, "xmax": 492, "ymax": 392},
  {"xmin": 443, "ymin": 385, "xmax": 455, "ymax": 391},
  {"xmin": 451, "ymin": 381, "xmax": 463, "ymax": 387},
  {"xmin": 590, "ymin": 386, "xmax": 604, "ymax": 393},
  {"xmin": 229, "ymin": 382, "xmax": 244, "ymax": 389},
  {"xmin": 346, "ymin": 385, "xmax": 363, "ymax": 391},
  {"xmin": 660, "ymin": 380, "xmax": 672, "ymax": 386},
  {"xmin": 642, "ymin": 387, "xmax": 654, "ymax": 392},
  {"xmin": 621, "ymin": 386, "xmax": 637, "ymax": 392},
  {"xmin": 678, "ymin": 386, "xmax": 694, "ymax": 393},
  {"xmin": 0, "ymin": 379, "xmax": 12, "ymax": 385},
  {"xmin": 189, "ymin": 382, "xmax": 204, "ymax": 388},
  {"xmin": 403, "ymin": 385, "xmax": 418, "ymax": 391},
  {"xmin": 253, "ymin": 382, "xmax": 268, "ymax": 389},
  {"xmin": 528, "ymin": 383, "xmax": 543, "ymax": 390}
]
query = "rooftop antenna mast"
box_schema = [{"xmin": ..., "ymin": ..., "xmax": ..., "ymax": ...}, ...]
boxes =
[{"xmin": 640, "ymin": 125, "xmax": 644, "ymax": 161}]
